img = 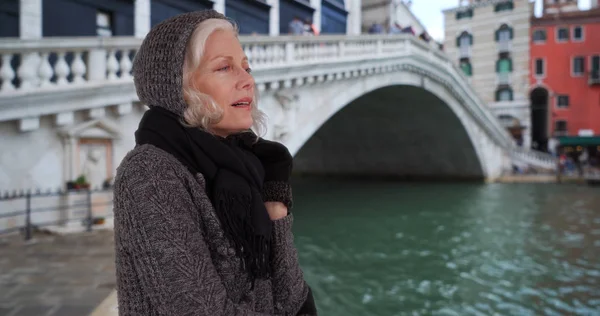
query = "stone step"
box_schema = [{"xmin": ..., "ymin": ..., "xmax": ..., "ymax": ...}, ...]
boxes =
[{"xmin": 89, "ymin": 289, "xmax": 118, "ymax": 316}]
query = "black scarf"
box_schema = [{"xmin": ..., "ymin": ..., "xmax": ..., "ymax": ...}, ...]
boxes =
[{"xmin": 134, "ymin": 106, "xmax": 272, "ymax": 280}]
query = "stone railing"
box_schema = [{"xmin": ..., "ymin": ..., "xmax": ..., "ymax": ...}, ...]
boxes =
[
  {"xmin": 0, "ymin": 34, "xmax": 451, "ymax": 95},
  {"xmin": 0, "ymin": 37, "xmax": 141, "ymax": 95},
  {"xmin": 510, "ymin": 147, "xmax": 557, "ymax": 171}
]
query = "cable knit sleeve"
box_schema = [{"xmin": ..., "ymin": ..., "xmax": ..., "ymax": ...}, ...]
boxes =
[
  {"xmin": 270, "ymin": 214, "xmax": 317, "ymax": 316},
  {"xmin": 113, "ymin": 155, "xmax": 273, "ymax": 316}
]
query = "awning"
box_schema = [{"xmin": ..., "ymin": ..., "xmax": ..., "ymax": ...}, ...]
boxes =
[{"xmin": 558, "ymin": 136, "xmax": 600, "ymax": 146}]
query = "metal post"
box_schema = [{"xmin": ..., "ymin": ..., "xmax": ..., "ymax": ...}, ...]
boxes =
[
  {"xmin": 86, "ymin": 189, "xmax": 92, "ymax": 232},
  {"xmin": 25, "ymin": 192, "xmax": 32, "ymax": 241}
]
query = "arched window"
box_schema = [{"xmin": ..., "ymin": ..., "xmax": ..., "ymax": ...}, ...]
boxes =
[
  {"xmin": 495, "ymin": 24, "xmax": 513, "ymax": 42},
  {"xmin": 456, "ymin": 31, "xmax": 473, "ymax": 47}
]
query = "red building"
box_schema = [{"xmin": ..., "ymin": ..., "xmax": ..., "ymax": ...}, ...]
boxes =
[{"xmin": 529, "ymin": 0, "xmax": 600, "ymax": 152}]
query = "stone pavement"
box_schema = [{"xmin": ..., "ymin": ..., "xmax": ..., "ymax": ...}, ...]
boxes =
[{"xmin": 0, "ymin": 229, "xmax": 116, "ymax": 316}]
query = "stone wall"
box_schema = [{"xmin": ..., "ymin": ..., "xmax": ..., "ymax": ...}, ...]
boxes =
[{"xmin": 0, "ymin": 104, "xmax": 146, "ymax": 192}]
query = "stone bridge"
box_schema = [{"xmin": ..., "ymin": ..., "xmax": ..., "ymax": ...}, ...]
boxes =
[{"xmin": 0, "ymin": 34, "xmax": 555, "ymax": 189}]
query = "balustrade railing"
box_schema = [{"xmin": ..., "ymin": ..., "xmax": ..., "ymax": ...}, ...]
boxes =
[
  {"xmin": 511, "ymin": 147, "xmax": 556, "ymax": 170},
  {"xmin": 1, "ymin": 35, "xmax": 450, "ymax": 95},
  {"xmin": 0, "ymin": 37, "xmax": 140, "ymax": 94}
]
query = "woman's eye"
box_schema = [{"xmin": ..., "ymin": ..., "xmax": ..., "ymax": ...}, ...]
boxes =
[
  {"xmin": 217, "ymin": 66, "xmax": 229, "ymax": 71},
  {"xmin": 246, "ymin": 68, "xmax": 252, "ymax": 73}
]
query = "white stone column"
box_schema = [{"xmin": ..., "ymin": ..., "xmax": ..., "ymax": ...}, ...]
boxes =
[
  {"xmin": 69, "ymin": 137, "xmax": 78, "ymax": 182},
  {"xmin": 346, "ymin": 0, "xmax": 361, "ymax": 35},
  {"xmin": 267, "ymin": 0, "xmax": 280, "ymax": 36},
  {"xmin": 213, "ymin": 0, "xmax": 225, "ymax": 15},
  {"xmin": 310, "ymin": 0, "xmax": 321, "ymax": 34},
  {"xmin": 134, "ymin": 0, "xmax": 151, "ymax": 38},
  {"xmin": 20, "ymin": 0, "xmax": 42, "ymax": 39}
]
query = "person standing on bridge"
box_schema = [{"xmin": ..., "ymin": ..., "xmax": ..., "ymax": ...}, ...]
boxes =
[{"xmin": 112, "ymin": 10, "xmax": 317, "ymax": 316}]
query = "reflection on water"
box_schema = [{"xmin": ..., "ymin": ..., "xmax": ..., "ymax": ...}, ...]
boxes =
[{"xmin": 291, "ymin": 177, "xmax": 600, "ymax": 316}]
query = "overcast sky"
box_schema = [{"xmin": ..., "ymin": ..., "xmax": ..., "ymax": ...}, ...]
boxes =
[{"xmin": 410, "ymin": 0, "xmax": 594, "ymax": 41}]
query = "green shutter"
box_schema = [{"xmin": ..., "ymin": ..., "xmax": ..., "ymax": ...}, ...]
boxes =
[
  {"xmin": 456, "ymin": 36, "xmax": 460, "ymax": 47},
  {"xmin": 460, "ymin": 62, "xmax": 473, "ymax": 76},
  {"xmin": 497, "ymin": 58, "xmax": 512, "ymax": 73},
  {"xmin": 509, "ymin": 27, "xmax": 514, "ymax": 39},
  {"xmin": 469, "ymin": 34, "xmax": 473, "ymax": 45},
  {"xmin": 495, "ymin": 29, "xmax": 499, "ymax": 42}
]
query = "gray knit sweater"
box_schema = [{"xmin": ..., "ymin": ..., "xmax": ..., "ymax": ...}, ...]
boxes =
[{"xmin": 113, "ymin": 10, "xmax": 312, "ymax": 316}]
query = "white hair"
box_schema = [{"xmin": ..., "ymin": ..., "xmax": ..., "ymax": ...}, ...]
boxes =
[{"xmin": 182, "ymin": 18, "xmax": 266, "ymax": 136}]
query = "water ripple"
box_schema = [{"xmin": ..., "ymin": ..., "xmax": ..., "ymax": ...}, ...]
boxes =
[{"xmin": 292, "ymin": 180, "xmax": 600, "ymax": 316}]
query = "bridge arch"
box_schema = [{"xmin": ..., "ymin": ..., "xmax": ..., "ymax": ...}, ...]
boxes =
[{"xmin": 267, "ymin": 67, "xmax": 501, "ymax": 180}]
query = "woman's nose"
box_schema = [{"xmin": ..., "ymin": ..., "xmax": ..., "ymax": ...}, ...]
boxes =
[{"xmin": 237, "ymin": 68, "xmax": 254, "ymax": 91}]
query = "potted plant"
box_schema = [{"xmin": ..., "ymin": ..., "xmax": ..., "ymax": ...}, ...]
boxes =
[
  {"xmin": 93, "ymin": 217, "xmax": 106, "ymax": 225},
  {"xmin": 74, "ymin": 175, "xmax": 90, "ymax": 190}
]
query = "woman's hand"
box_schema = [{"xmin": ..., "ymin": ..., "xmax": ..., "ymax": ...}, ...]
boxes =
[
  {"xmin": 264, "ymin": 201, "xmax": 288, "ymax": 220},
  {"xmin": 250, "ymin": 137, "xmax": 294, "ymax": 211},
  {"xmin": 251, "ymin": 138, "xmax": 293, "ymax": 183}
]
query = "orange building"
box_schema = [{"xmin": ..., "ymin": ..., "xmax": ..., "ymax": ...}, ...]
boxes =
[{"xmin": 529, "ymin": 0, "xmax": 600, "ymax": 152}]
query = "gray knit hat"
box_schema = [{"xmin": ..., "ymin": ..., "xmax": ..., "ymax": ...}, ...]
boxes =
[{"xmin": 132, "ymin": 10, "xmax": 229, "ymax": 117}]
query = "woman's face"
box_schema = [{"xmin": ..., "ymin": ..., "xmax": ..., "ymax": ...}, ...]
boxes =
[{"xmin": 191, "ymin": 29, "xmax": 255, "ymax": 137}]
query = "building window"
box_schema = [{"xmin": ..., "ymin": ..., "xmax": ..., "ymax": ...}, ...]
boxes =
[
  {"xmin": 457, "ymin": 32, "xmax": 473, "ymax": 46},
  {"xmin": 456, "ymin": 9, "xmax": 474, "ymax": 20},
  {"xmin": 554, "ymin": 120, "xmax": 568, "ymax": 136},
  {"xmin": 556, "ymin": 27, "xmax": 569, "ymax": 42},
  {"xmin": 495, "ymin": 1, "xmax": 514, "ymax": 12},
  {"xmin": 573, "ymin": 26, "xmax": 583, "ymax": 41},
  {"xmin": 456, "ymin": 31, "xmax": 473, "ymax": 58},
  {"xmin": 556, "ymin": 95, "xmax": 569, "ymax": 108},
  {"xmin": 572, "ymin": 56, "xmax": 585, "ymax": 76},
  {"xmin": 496, "ymin": 87, "xmax": 513, "ymax": 101},
  {"xmin": 496, "ymin": 57, "xmax": 512, "ymax": 73},
  {"xmin": 590, "ymin": 56, "xmax": 600, "ymax": 83},
  {"xmin": 534, "ymin": 58, "xmax": 545, "ymax": 77},
  {"xmin": 96, "ymin": 10, "xmax": 113, "ymax": 37},
  {"xmin": 592, "ymin": 55, "xmax": 600, "ymax": 69},
  {"xmin": 460, "ymin": 60, "xmax": 472, "ymax": 76},
  {"xmin": 495, "ymin": 24, "xmax": 513, "ymax": 42},
  {"xmin": 532, "ymin": 29, "xmax": 546, "ymax": 43}
]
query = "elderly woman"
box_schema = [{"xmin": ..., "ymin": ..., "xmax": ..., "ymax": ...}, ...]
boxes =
[{"xmin": 113, "ymin": 10, "xmax": 317, "ymax": 316}]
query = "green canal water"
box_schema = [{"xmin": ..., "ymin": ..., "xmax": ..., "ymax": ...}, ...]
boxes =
[{"xmin": 291, "ymin": 177, "xmax": 600, "ymax": 316}]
